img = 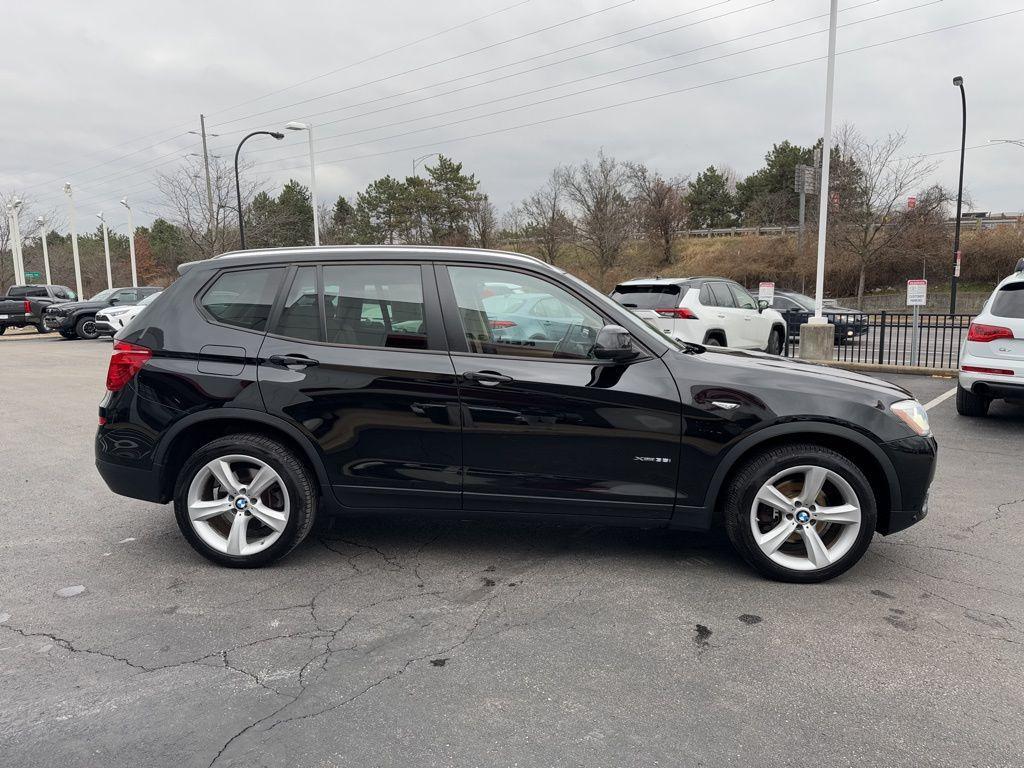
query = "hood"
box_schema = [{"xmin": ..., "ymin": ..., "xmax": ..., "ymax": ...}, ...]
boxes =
[
  {"xmin": 681, "ymin": 345, "xmax": 912, "ymax": 402},
  {"xmin": 48, "ymin": 299, "xmax": 108, "ymax": 312}
]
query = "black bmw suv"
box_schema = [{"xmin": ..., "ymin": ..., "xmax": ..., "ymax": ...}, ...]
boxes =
[{"xmin": 96, "ymin": 246, "xmax": 936, "ymax": 582}]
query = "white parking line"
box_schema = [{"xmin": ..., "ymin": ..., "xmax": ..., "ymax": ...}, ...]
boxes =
[{"xmin": 924, "ymin": 387, "xmax": 957, "ymax": 411}]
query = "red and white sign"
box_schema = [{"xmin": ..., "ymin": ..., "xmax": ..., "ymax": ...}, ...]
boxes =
[
  {"xmin": 907, "ymin": 279, "xmax": 928, "ymax": 307},
  {"xmin": 954, "ymin": 250, "xmax": 962, "ymax": 277},
  {"xmin": 758, "ymin": 281, "xmax": 775, "ymax": 302},
  {"xmin": 907, "ymin": 196, "xmax": 917, "ymax": 210}
]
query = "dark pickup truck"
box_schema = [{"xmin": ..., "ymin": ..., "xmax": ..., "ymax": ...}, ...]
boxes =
[{"xmin": 0, "ymin": 285, "xmax": 78, "ymax": 334}]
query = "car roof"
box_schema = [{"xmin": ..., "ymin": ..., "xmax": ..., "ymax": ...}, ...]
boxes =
[
  {"xmin": 180, "ymin": 245, "xmax": 550, "ymax": 274},
  {"xmin": 613, "ymin": 276, "xmax": 729, "ymax": 287}
]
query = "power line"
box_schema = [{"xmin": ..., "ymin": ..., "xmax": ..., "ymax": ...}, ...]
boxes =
[
  {"xmin": 207, "ymin": 0, "xmax": 535, "ymax": 117},
  {"xmin": 208, "ymin": 0, "xmax": 640, "ymax": 130},
  {"xmin": 17, "ymin": 1, "xmax": 537, "ymax": 194},
  {"xmin": 248, "ymin": 0, "xmax": 943, "ymax": 167},
  {"xmin": 254, "ymin": 8, "xmax": 1024, "ymax": 179}
]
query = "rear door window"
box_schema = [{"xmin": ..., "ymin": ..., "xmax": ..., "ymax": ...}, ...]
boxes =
[
  {"xmin": 991, "ymin": 282, "xmax": 1024, "ymax": 318},
  {"xmin": 274, "ymin": 266, "xmax": 321, "ymax": 341},
  {"xmin": 708, "ymin": 282, "xmax": 736, "ymax": 308},
  {"xmin": 322, "ymin": 264, "xmax": 427, "ymax": 350},
  {"xmin": 200, "ymin": 268, "xmax": 285, "ymax": 332},
  {"xmin": 610, "ymin": 283, "xmax": 684, "ymax": 310}
]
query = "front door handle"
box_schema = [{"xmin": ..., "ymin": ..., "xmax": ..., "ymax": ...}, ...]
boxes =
[
  {"xmin": 268, "ymin": 353, "xmax": 320, "ymax": 368},
  {"xmin": 462, "ymin": 370, "xmax": 513, "ymax": 386}
]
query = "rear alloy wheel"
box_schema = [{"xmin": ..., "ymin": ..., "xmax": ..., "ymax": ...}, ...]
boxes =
[
  {"xmin": 75, "ymin": 316, "xmax": 99, "ymax": 340},
  {"xmin": 35, "ymin": 323, "xmax": 50, "ymax": 333},
  {"xmin": 955, "ymin": 384, "xmax": 990, "ymax": 417},
  {"xmin": 174, "ymin": 433, "xmax": 316, "ymax": 567},
  {"xmin": 724, "ymin": 444, "xmax": 876, "ymax": 582}
]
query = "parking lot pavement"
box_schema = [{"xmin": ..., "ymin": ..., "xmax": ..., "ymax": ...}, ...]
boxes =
[{"xmin": 2, "ymin": 333, "xmax": 1023, "ymax": 768}]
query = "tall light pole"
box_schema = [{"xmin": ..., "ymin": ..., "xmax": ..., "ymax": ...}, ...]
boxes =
[
  {"xmin": 811, "ymin": 0, "xmax": 839, "ymax": 324},
  {"xmin": 234, "ymin": 131, "xmax": 284, "ymax": 250},
  {"xmin": 97, "ymin": 212, "xmax": 113, "ymax": 289},
  {"xmin": 10, "ymin": 200, "xmax": 26, "ymax": 285},
  {"xmin": 285, "ymin": 122, "xmax": 320, "ymax": 246},
  {"xmin": 412, "ymin": 152, "xmax": 440, "ymax": 177},
  {"xmin": 120, "ymin": 198, "xmax": 138, "ymax": 287},
  {"xmin": 36, "ymin": 217, "xmax": 51, "ymax": 284},
  {"xmin": 63, "ymin": 183, "xmax": 84, "ymax": 298},
  {"xmin": 950, "ymin": 76, "xmax": 967, "ymax": 315},
  {"xmin": 6, "ymin": 206, "xmax": 23, "ymax": 286}
]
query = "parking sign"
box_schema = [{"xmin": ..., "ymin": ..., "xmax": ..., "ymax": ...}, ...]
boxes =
[
  {"xmin": 758, "ymin": 282, "xmax": 775, "ymax": 302},
  {"xmin": 906, "ymin": 279, "xmax": 928, "ymax": 307}
]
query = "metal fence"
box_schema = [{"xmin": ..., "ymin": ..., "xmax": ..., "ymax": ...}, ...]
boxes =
[{"xmin": 783, "ymin": 312, "xmax": 974, "ymax": 368}]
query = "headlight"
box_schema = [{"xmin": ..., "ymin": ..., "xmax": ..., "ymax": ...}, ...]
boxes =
[
  {"xmin": 890, "ymin": 399, "xmax": 930, "ymax": 436},
  {"xmin": 105, "ymin": 308, "xmax": 131, "ymax": 317}
]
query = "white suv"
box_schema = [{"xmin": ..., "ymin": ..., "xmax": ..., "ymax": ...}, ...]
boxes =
[
  {"xmin": 610, "ymin": 277, "xmax": 787, "ymax": 353},
  {"xmin": 957, "ymin": 268, "xmax": 1024, "ymax": 416}
]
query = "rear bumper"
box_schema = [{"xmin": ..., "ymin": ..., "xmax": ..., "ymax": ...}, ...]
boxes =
[
  {"xmin": 96, "ymin": 456, "xmax": 167, "ymax": 503},
  {"xmin": 959, "ymin": 354, "xmax": 1024, "ymax": 400}
]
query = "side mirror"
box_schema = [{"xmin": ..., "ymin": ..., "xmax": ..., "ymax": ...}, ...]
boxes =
[
  {"xmin": 757, "ymin": 299, "xmax": 770, "ymax": 313},
  {"xmin": 109, "ymin": 297, "xmax": 120, "ymax": 305},
  {"xmin": 594, "ymin": 324, "xmax": 639, "ymax": 362}
]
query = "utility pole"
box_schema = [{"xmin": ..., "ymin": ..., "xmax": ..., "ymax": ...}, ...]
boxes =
[
  {"xmin": 950, "ymin": 76, "xmax": 966, "ymax": 314},
  {"xmin": 199, "ymin": 114, "xmax": 215, "ymax": 226},
  {"xmin": 37, "ymin": 217, "xmax": 51, "ymax": 284},
  {"xmin": 9, "ymin": 201, "xmax": 25, "ymax": 285},
  {"xmin": 121, "ymin": 198, "xmax": 138, "ymax": 287},
  {"xmin": 64, "ymin": 183, "xmax": 84, "ymax": 298},
  {"xmin": 811, "ymin": 0, "xmax": 839, "ymax": 323},
  {"xmin": 97, "ymin": 212, "xmax": 113, "ymax": 289}
]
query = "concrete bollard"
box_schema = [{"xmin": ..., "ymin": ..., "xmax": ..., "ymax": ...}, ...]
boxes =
[{"xmin": 798, "ymin": 322, "xmax": 835, "ymax": 361}]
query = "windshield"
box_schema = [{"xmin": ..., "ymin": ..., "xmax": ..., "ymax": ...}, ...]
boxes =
[
  {"xmin": 138, "ymin": 292, "xmax": 160, "ymax": 306},
  {"xmin": 784, "ymin": 292, "xmax": 816, "ymax": 311},
  {"xmin": 610, "ymin": 283, "xmax": 684, "ymax": 310},
  {"xmin": 89, "ymin": 288, "xmax": 118, "ymax": 301}
]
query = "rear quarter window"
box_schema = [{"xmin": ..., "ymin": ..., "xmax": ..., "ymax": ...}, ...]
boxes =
[
  {"xmin": 991, "ymin": 282, "xmax": 1024, "ymax": 318},
  {"xmin": 200, "ymin": 268, "xmax": 285, "ymax": 332}
]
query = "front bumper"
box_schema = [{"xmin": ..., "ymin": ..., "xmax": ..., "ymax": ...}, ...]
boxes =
[
  {"xmin": 95, "ymin": 320, "xmax": 117, "ymax": 336},
  {"xmin": 43, "ymin": 313, "xmax": 74, "ymax": 331},
  {"xmin": 878, "ymin": 434, "xmax": 937, "ymax": 535}
]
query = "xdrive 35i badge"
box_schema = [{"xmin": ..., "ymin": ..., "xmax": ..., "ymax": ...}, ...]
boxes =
[{"xmin": 634, "ymin": 456, "xmax": 671, "ymax": 463}]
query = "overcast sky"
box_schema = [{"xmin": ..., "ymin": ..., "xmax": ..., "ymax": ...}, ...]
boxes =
[{"xmin": 3, "ymin": 0, "xmax": 1022, "ymax": 232}]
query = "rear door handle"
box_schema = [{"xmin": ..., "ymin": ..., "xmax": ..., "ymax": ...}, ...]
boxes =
[
  {"xmin": 462, "ymin": 370, "xmax": 513, "ymax": 386},
  {"xmin": 268, "ymin": 354, "xmax": 320, "ymax": 368}
]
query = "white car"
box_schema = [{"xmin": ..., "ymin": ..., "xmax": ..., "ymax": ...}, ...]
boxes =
[
  {"xmin": 610, "ymin": 277, "xmax": 788, "ymax": 354},
  {"xmin": 957, "ymin": 268, "xmax": 1024, "ymax": 416},
  {"xmin": 95, "ymin": 291, "xmax": 161, "ymax": 337}
]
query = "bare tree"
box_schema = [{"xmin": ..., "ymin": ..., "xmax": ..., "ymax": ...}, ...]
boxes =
[
  {"xmin": 827, "ymin": 127, "xmax": 944, "ymax": 307},
  {"xmin": 0, "ymin": 193, "xmax": 45, "ymax": 290},
  {"xmin": 468, "ymin": 193, "xmax": 497, "ymax": 249},
  {"xmin": 520, "ymin": 171, "xmax": 573, "ymax": 264},
  {"xmin": 627, "ymin": 163, "xmax": 688, "ymax": 265},
  {"xmin": 560, "ymin": 151, "xmax": 633, "ymax": 277},
  {"xmin": 157, "ymin": 156, "xmax": 258, "ymax": 259}
]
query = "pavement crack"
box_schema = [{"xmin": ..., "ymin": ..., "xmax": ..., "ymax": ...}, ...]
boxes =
[{"xmin": 964, "ymin": 496, "xmax": 1024, "ymax": 533}]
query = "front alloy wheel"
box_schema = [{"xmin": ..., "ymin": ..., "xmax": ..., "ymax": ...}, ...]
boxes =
[{"xmin": 724, "ymin": 444, "xmax": 876, "ymax": 582}]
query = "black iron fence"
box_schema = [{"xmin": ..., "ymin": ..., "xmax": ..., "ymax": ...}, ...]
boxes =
[{"xmin": 783, "ymin": 312, "xmax": 974, "ymax": 368}]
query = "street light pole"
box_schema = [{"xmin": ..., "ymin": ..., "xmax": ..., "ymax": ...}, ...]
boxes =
[
  {"xmin": 120, "ymin": 198, "xmax": 138, "ymax": 287},
  {"xmin": 234, "ymin": 131, "xmax": 284, "ymax": 250},
  {"xmin": 6, "ymin": 207, "xmax": 22, "ymax": 285},
  {"xmin": 811, "ymin": 0, "xmax": 839, "ymax": 324},
  {"xmin": 36, "ymin": 217, "xmax": 51, "ymax": 284},
  {"xmin": 285, "ymin": 122, "xmax": 320, "ymax": 246},
  {"xmin": 412, "ymin": 152, "xmax": 440, "ymax": 177},
  {"xmin": 10, "ymin": 199, "xmax": 26, "ymax": 285},
  {"xmin": 950, "ymin": 76, "xmax": 967, "ymax": 315},
  {"xmin": 63, "ymin": 183, "xmax": 84, "ymax": 298},
  {"xmin": 97, "ymin": 212, "xmax": 112, "ymax": 289}
]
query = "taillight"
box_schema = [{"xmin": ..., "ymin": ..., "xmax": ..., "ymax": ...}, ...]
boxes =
[
  {"xmin": 23, "ymin": 300, "xmax": 30, "ymax": 313},
  {"xmin": 962, "ymin": 365, "xmax": 1014, "ymax": 376},
  {"xmin": 489, "ymin": 320, "xmax": 517, "ymax": 329},
  {"xmin": 967, "ymin": 323, "xmax": 1014, "ymax": 343},
  {"xmin": 106, "ymin": 341, "xmax": 152, "ymax": 392},
  {"xmin": 655, "ymin": 307, "xmax": 698, "ymax": 319}
]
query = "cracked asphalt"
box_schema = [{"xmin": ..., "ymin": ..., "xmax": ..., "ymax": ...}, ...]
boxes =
[{"xmin": 2, "ymin": 330, "xmax": 1023, "ymax": 767}]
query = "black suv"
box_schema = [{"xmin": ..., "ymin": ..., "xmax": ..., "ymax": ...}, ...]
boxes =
[
  {"xmin": 95, "ymin": 247, "xmax": 936, "ymax": 582},
  {"xmin": 44, "ymin": 285, "xmax": 162, "ymax": 339}
]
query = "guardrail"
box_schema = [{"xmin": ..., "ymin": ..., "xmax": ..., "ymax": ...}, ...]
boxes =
[
  {"xmin": 783, "ymin": 311, "xmax": 974, "ymax": 369},
  {"xmin": 681, "ymin": 217, "xmax": 1020, "ymax": 239}
]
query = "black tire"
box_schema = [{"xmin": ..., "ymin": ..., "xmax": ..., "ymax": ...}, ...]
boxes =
[
  {"xmin": 723, "ymin": 443, "xmax": 877, "ymax": 583},
  {"xmin": 58, "ymin": 329, "xmax": 76, "ymax": 340},
  {"xmin": 173, "ymin": 433, "xmax": 317, "ymax": 568},
  {"xmin": 0, "ymin": 326, "xmax": 5, "ymax": 335},
  {"xmin": 35, "ymin": 323, "xmax": 50, "ymax": 334},
  {"xmin": 956, "ymin": 384, "xmax": 990, "ymax": 417},
  {"xmin": 75, "ymin": 315, "xmax": 99, "ymax": 340},
  {"xmin": 703, "ymin": 335, "xmax": 724, "ymax": 347},
  {"xmin": 766, "ymin": 328, "xmax": 783, "ymax": 355}
]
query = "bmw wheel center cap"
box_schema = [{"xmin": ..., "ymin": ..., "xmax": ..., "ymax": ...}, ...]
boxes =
[{"xmin": 796, "ymin": 509, "xmax": 811, "ymax": 524}]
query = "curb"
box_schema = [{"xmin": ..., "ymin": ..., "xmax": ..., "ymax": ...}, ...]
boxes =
[{"xmin": 812, "ymin": 360, "xmax": 957, "ymax": 377}]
